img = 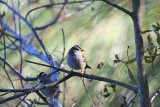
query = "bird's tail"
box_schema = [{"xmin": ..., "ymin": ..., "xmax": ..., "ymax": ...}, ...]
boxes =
[{"xmin": 85, "ymin": 64, "xmax": 91, "ymax": 69}]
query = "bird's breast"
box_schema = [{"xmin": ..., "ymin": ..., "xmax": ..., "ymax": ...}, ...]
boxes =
[{"xmin": 67, "ymin": 54, "xmax": 84, "ymax": 70}]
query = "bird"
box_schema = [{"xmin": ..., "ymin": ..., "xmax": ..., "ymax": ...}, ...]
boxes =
[
  {"xmin": 37, "ymin": 72, "xmax": 58, "ymax": 98},
  {"xmin": 67, "ymin": 45, "xmax": 91, "ymax": 74}
]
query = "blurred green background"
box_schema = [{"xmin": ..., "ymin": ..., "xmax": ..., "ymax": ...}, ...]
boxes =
[{"xmin": 0, "ymin": 0, "xmax": 160, "ymax": 107}]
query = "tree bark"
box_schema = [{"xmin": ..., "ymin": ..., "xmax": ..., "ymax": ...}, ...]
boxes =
[{"xmin": 132, "ymin": 0, "xmax": 151, "ymax": 106}]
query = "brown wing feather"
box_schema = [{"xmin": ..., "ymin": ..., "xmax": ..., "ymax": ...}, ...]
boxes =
[{"xmin": 82, "ymin": 54, "xmax": 91, "ymax": 69}]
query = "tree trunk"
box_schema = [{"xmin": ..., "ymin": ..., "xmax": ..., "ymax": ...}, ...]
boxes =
[{"xmin": 132, "ymin": 0, "xmax": 151, "ymax": 106}]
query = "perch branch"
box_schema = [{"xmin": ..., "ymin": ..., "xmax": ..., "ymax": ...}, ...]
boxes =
[
  {"xmin": 25, "ymin": 60, "xmax": 138, "ymax": 92},
  {"xmin": 0, "ymin": 74, "xmax": 72, "ymax": 104}
]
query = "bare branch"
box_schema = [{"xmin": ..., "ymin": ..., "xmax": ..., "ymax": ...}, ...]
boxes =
[
  {"xmin": 34, "ymin": 3, "xmax": 65, "ymax": 30},
  {"xmin": 25, "ymin": 0, "xmax": 96, "ymax": 19},
  {"xmin": 0, "ymin": 55, "xmax": 37, "ymax": 81},
  {"xmin": 0, "ymin": 88, "xmax": 31, "ymax": 92},
  {"xmin": 27, "ymin": 99, "xmax": 47, "ymax": 105},
  {"xmin": 102, "ymin": 0, "xmax": 132, "ymax": 17},
  {"xmin": 36, "ymin": 91, "xmax": 54, "ymax": 107},
  {"xmin": 127, "ymin": 92, "xmax": 137, "ymax": 106},
  {"xmin": 0, "ymin": 74, "xmax": 72, "ymax": 104},
  {"xmin": 90, "ymin": 82, "xmax": 103, "ymax": 105},
  {"xmin": 17, "ymin": 0, "xmax": 24, "ymax": 89},
  {"xmin": 0, "ymin": 0, "xmax": 56, "ymax": 67},
  {"xmin": 81, "ymin": 78, "xmax": 95, "ymax": 107},
  {"xmin": 25, "ymin": 60, "xmax": 138, "ymax": 92},
  {"xmin": 150, "ymin": 87, "xmax": 160, "ymax": 102},
  {"xmin": 59, "ymin": 28, "xmax": 66, "ymax": 66},
  {"xmin": 0, "ymin": 65, "xmax": 15, "ymax": 89}
]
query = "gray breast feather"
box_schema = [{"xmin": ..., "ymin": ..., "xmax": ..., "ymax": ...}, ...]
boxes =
[{"xmin": 67, "ymin": 54, "xmax": 84, "ymax": 70}]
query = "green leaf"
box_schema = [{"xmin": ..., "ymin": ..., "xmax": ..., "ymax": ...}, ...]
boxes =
[
  {"xmin": 153, "ymin": 25, "xmax": 160, "ymax": 45},
  {"xmin": 115, "ymin": 54, "xmax": 119, "ymax": 60},
  {"xmin": 145, "ymin": 48, "xmax": 149, "ymax": 53},
  {"xmin": 142, "ymin": 30, "xmax": 152, "ymax": 34},
  {"xmin": 113, "ymin": 60, "xmax": 121, "ymax": 63},
  {"xmin": 147, "ymin": 34, "xmax": 152, "ymax": 44},
  {"xmin": 152, "ymin": 48, "xmax": 157, "ymax": 61},
  {"xmin": 156, "ymin": 21, "xmax": 160, "ymax": 27},
  {"xmin": 145, "ymin": 58, "xmax": 153, "ymax": 63},
  {"xmin": 126, "ymin": 65, "xmax": 137, "ymax": 85}
]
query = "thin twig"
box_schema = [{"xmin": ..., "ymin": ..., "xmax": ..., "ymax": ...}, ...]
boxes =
[
  {"xmin": 17, "ymin": 94, "xmax": 32, "ymax": 107},
  {"xmin": 90, "ymin": 82, "xmax": 103, "ymax": 105},
  {"xmin": 0, "ymin": 64, "xmax": 15, "ymax": 89},
  {"xmin": 0, "ymin": 0, "xmax": 56, "ymax": 67},
  {"xmin": 127, "ymin": 46, "xmax": 130, "ymax": 60},
  {"xmin": 0, "ymin": 74, "xmax": 72, "ymax": 104},
  {"xmin": 81, "ymin": 78, "xmax": 95, "ymax": 107},
  {"xmin": 27, "ymin": 99, "xmax": 47, "ymax": 105},
  {"xmin": 0, "ymin": 55, "xmax": 37, "ymax": 81},
  {"xmin": 60, "ymin": 28, "xmax": 66, "ymax": 66},
  {"xmin": 36, "ymin": 91, "xmax": 53, "ymax": 107},
  {"xmin": 0, "ymin": 88, "xmax": 31, "ymax": 92},
  {"xmin": 63, "ymin": 73, "xmax": 66, "ymax": 107},
  {"xmin": 127, "ymin": 92, "xmax": 137, "ymax": 106},
  {"xmin": 150, "ymin": 87, "xmax": 160, "ymax": 102},
  {"xmin": 16, "ymin": 94, "xmax": 28, "ymax": 107},
  {"xmin": 0, "ymin": 12, "xmax": 6, "ymax": 68},
  {"xmin": 11, "ymin": 0, "xmax": 17, "ymax": 33},
  {"xmin": 17, "ymin": 0, "xmax": 24, "ymax": 89},
  {"xmin": 25, "ymin": 0, "xmax": 97, "ymax": 19},
  {"xmin": 34, "ymin": 3, "xmax": 65, "ymax": 30},
  {"xmin": 102, "ymin": 0, "xmax": 132, "ymax": 16}
]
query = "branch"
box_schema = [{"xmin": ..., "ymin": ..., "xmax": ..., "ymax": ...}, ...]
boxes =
[
  {"xmin": 81, "ymin": 78, "xmax": 95, "ymax": 107},
  {"xmin": 27, "ymin": 99, "xmax": 47, "ymax": 105},
  {"xmin": 59, "ymin": 28, "xmax": 66, "ymax": 65},
  {"xmin": 0, "ymin": 0, "xmax": 57, "ymax": 67},
  {"xmin": 0, "ymin": 55, "xmax": 37, "ymax": 81},
  {"xmin": 0, "ymin": 74, "xmax": 72, "ymax": 104},
  {"xmin": 132, "ymin": 0, "xmax": 150, "ymax": 106},
  {"xmin": 25, "ymin": 60, "xmax": 138, "ymax": 92},
  {"xmin": 0, "ymin": 64, "xmax": 15, "ymax": 89},
  {"xmin": 150, "ymin": 87, "xmax": 160, "ymax": 102},
  {"xmin": 2, "ymin": 21, "xmax": 60, "ymax": 82},
  {"xmin": 33, "ymin": 1, "xmax": 93, "ymax": 30},
  {"xmin": 25, "ymin": 0, "xmax": 96, "ymax": 19},
  {"xmin": 102, "ymin": 0, "xmax": 132, "ymax": 17},
  {"xmin": 35, "ymin": 91, "xmax": 53, "ymax": 107},
  {"xmin": 2, "ymin": 22, "xmax": 52, "ymax": 64},
  {"xmin": 72, "ymin": 72, "xmax": 137, "ymax": 92},
  {"xmin": 0, "ymin": 88, "xmax": 31, "ymax": 92},
  {"xmin": 34, "ymin": 3, "xmax": 65, "ymax": 30},
  {"xmin": 127, "ymin": 92, "xmax": 137, "ymax": 106}
]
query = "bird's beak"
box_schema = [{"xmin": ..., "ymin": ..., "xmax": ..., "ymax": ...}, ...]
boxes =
[{"xmin": 81, "ymin": 49, "xmax": 84, "ymax": 52}]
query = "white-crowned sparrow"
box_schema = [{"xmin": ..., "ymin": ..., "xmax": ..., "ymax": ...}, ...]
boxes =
[
  {"xmin": 67, "ymin": 45, "xmax": 91, "ymax": 74},
  {"xmin": 37, "ymin": 72, "xmax": 58, "ymax": 98}
]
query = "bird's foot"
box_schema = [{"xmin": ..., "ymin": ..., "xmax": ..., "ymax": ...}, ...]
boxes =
[
  {"xmin": 80, "ymin": 71, "xmax": 84, "ymax": 75},
  {"xmin": 70, "ymin": 69, "xmax": 74, "ymax": 75}
]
